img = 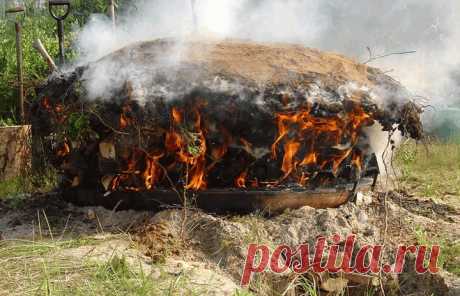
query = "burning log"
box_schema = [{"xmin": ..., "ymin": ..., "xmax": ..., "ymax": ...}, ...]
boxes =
[{"xmin": 32, "ymin": 38, "xmax": 422, "ymax": 210}]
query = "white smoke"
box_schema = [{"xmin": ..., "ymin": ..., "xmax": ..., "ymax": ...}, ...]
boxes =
[{"xmin": 75, "ymin": 0, "xmax": 460, "ymax": 106}]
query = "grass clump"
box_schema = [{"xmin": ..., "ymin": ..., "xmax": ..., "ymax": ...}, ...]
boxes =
[
  {"xmin": 0, "ymin": 239, "xmax": 148, "ymax": 296},
  {"xmin": 415, "ymin": 227, "xmax": 460, "ymax": 276},
  {"xmin": 82, "ymin": 255, "xmax": 156, "ymax": 296},
  {"xmin": 0, "ymin": 168, "xmax": 57, "ymax": 205},
  {"xmin": 0, "ymin": 237, "xmax": 221, "ymax": 296},
  {"xmin": 395, "ymin": 140, "xmax": 460, "ymax": 200}
]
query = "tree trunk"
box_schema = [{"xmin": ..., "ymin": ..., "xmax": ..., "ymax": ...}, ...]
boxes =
[{"xmin": 0, "ymin": 125, "xmax": 31, "ymax": 181}]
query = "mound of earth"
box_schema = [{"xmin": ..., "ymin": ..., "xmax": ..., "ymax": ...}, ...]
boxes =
[{"xmin": 101, "ymin": 38, "xmax": 384, "ymax": 88}]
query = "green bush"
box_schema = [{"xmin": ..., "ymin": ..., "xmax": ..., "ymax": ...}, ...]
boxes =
[{"xmin": 0, "ymin": 10, "xmax": 59, "ymax": 122}]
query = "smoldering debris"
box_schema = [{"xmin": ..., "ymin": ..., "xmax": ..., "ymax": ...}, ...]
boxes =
[{"xmin": 33, "ymin": 38, "xmax": 423, "ymax": 195}]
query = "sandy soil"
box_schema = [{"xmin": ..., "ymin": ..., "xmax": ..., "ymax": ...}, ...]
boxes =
[{"xmin": 0, "ymin": 190, "xmax": 458, "ymax": 295}]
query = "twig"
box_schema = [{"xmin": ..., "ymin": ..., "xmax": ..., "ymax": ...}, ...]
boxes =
[
  {"xmin": 110, "ymin": 200, "xmax": 123, "ymax": 225},
  {"xmin": 181, "ymin": 163, "xmax": 190, "ymax": 241},
  {"xmin": 58, "ymin": 214, "xmax": 71, "ymax": 241},
  {"xmin": 377, "ymin": 129, "xmax": 399, "ymax": 296},
  {"xmin": 155, "ymin": 161, "xmax": 182, "ymax": 202},
  {"xmin": 42, "ymin": 210, "xmax": 54, "ymax": 241},
  {"xmin": 363, "ymin": 47, "xmax": 416, "ymax": 64},
  {"xmin": 86, "ymin": 108, "xmax": 129, "ymax": 135},
  {"xmin": 95, "ymin": 213, "xmax": 105, "ymax": 234},
  {"xmin": 37, "ymin": 210, "xmax": 43, "ymax": 240}
]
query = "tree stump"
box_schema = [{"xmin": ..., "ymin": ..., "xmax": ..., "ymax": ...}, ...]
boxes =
[{"xmin": 0, "ymin": 125, "xmax": 31, "ymax": 181}]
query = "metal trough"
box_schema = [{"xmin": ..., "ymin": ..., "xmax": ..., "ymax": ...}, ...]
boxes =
[{"xmin": 62, "ymin": 178, "xmax": 374, "ymax": 214}]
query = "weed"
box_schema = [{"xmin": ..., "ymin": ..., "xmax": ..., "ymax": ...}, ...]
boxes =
[
  {"xmin": 296, "ymin": 276, "xmax": 319, "ymax": 296},
  {"xmin": 415, "ymin": 226, "xmax": 460, "ymax": 276},
  {"xmin": 0, "ymin": 167, "xmax": 57, "ymax": 206}
]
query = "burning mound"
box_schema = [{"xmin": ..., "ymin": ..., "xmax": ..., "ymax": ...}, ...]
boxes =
[{"xmin": 33, "ymin": 38, "xmax": 422, "ymax": 196}]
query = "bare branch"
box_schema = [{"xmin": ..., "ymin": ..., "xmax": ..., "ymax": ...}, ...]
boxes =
[{"xmin": 363, "ymin": 47, "xmax": 416, "ymax": 64}]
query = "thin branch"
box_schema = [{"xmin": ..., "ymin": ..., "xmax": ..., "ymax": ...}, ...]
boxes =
[
  {"xmin": 363, "ymin": 46, "xmax": 416, "ymax": 64},
  {"xmin": 86, "ymin": 108, "xmax": 129, "ymax": 135}
]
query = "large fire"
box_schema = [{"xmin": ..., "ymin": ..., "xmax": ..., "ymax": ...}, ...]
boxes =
[
  {"xmin": 272, "ymin": 101, "xmax": 372, "ymax": 184},
  {"xmin": 48, "ymin": 94, "xmax": 376, "ymax": 193},
  {"xmin": 33, "ymin": 39, "xmax": 424, "ymax": 202}
]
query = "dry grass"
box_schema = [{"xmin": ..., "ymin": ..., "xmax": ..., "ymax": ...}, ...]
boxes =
[
  {"xmin": 0, "ymin": 237, "xmax": 212, "ymax": 296},
  {"xmin": 0, "ymin": 230, "xmax": 250, "ymax": 296},
  {"xmin": 0, "ymin": 237, "xmax": 145, "ymax": 296}
]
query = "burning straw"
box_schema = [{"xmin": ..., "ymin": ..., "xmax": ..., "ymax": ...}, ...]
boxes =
[{"xmin": 32, "ymin": 38, "xmax": 423, "ymax": 195}]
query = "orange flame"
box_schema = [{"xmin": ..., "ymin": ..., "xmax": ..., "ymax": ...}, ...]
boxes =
[
  {"xmin": 352, "ymin": 151, "xmax": 363, "ymax": 170},
  {"xmin": 143, "ymin": 154, "xmax": 163, "ymax": 190},
  {"xmin": 330, "ymin": 149, "xmax": 353, "ymax": 175},
  {"xmin": 300, "ymin": 151, "xmax": 317, "ymax": 166},
  {"xmin": 281, "ymin": 140, "xmax": 300, "ymax": 177},
  {"xmin": 107, "ymin": 95, "xmax": 373, "ymax": 192},
  {"xmin": 166, "ymin": 107, "xmax": 208, "ymax": 190},
  {"xmin": 272, "ymin": 102, "xmax": 373, "ymax": 181},
  {"xmin": 185, "ymin": 158, "xmax": 207, "ymax": 190},
  {"xmin": 120, "ymin": 114, "xmax": 129, "ymax": 129},
  {"xmin": 57, "ymin": 142, "xmax": 70, "ymax": 157},
  {"xmin": 235, "ymin": 171, "xmax": 248, "ymax": 188},
  {"xmin": 109, "ymin": 175, "xmax": 121, "ymax": 191},
  {"xmin": 172, "ymin": 107, "xmax": 183, "ymax": 124},
  {"xmin": 119, "ymin": 104, "xmax": 134, "ymax": 129},
  {"xmin": 41, "ymin": 97, "xmax": 52, "ymax": 111}
]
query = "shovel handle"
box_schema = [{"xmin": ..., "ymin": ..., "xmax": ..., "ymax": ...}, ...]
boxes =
[{"xmin": 49, "ymin": 0, "xmax": 70, "ymax": 21}]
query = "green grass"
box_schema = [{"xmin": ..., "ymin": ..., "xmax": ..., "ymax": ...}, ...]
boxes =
[
  {"xmin": 395, "ymin": 140, "xmax": 460, "ymax": 201},
  {"xmin": 0, "ymin": 237, "xmax": 211, "ymax": 296},
  {"xmin": 415, "ymin": 226, "xmax": 460, "ymax": 276},
  {"xmin": 0, "ymin": 168, "xmax": 58, "ymax": 205},
  {"xmin": 0, "ymin": 177, "xmax": 24, "ymax": 198},
  {"xmin": 296, "ymin": 277, "xmax": 319, "ymax": 296}
]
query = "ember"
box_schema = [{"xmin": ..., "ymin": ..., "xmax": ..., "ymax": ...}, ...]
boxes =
[{"xmin": 32, "ymin": 39, "xmax": 423, "ymax": 198}]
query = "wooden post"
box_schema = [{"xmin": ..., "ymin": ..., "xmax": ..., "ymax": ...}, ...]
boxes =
[
  {"xmin": 108, "ymin": 0, "xmax": 116, "ymax": 29},
  {"xmin": 14, "ymin": 22, "xmax": 24, "ymax": 124},
  {"xmin": 33, "ymin": 39, "xmax": 58, "ymax": 73}
]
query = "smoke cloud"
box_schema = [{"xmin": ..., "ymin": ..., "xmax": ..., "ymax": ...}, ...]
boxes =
[
  {"xmin": 75, "ymin": 0, "xmax": 459, "ymax": 108},
  {"xmin": 76, "ymin": 0, "xmax": 451, "ymax": 176}
]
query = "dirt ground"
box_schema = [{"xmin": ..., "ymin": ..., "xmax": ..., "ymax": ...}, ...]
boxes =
[{"xmin": 0, "ymin": 187, "xmax": 458, "ymax": 296}]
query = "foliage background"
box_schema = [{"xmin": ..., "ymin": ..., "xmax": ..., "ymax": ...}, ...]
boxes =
[{"xmin": 0, "ymin": 0, "xmax": 132, "ymax": 124}]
